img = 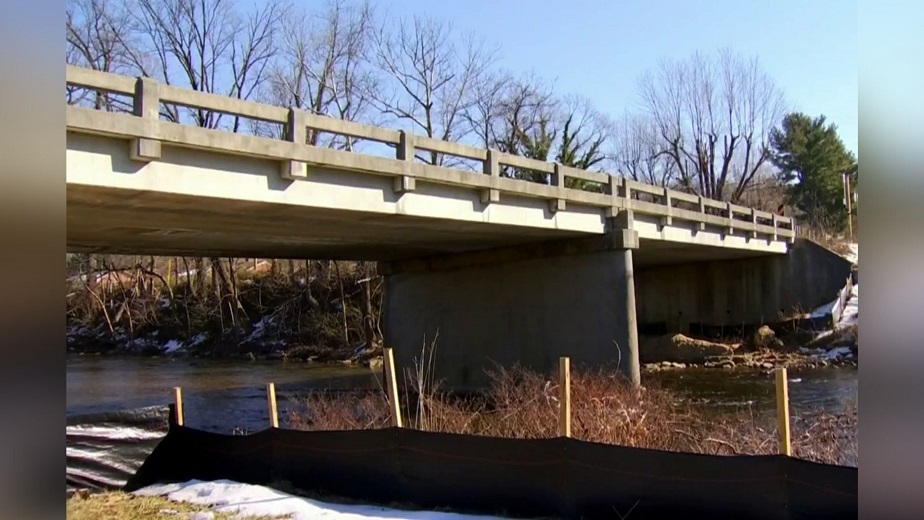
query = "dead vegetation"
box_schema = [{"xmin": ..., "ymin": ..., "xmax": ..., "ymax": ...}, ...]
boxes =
[
  {"xmin": 66, "ymin": 255, "xmax": 383, "ymax": 356},
  {"xmin": 287, "ymin": 364, "xmax": 857, "ymax": 467}
]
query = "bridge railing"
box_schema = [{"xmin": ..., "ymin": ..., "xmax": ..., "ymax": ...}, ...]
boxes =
[{"xmin": 65, "ymin": 65, "xmax": 795, "ymax": 241}]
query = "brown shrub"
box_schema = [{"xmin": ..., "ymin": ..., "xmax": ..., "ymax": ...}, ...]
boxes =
[{"xmin": 285, "ymin": 364, "xmax": 857, "ymax": 467}]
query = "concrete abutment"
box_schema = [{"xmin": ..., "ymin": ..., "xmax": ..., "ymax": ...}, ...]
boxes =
[{"xmin": 380, "ymin": 231, "xmax": 641, "ymax": 391}]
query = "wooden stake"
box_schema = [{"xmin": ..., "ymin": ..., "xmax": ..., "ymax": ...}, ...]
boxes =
[
  {"xmin": 173, "ymin": 386, "xmax": 184, "ymax": 426},
  {"xmin": 775, "ymin": 368, "xmax": 791, "ymax": 456},
  {"xmin": 266, "ymin": 382, "xmax": 279, "ymax": 428},
  {"xmin": 384, "ymin": 348, "xmax": 403, "ymax": 427},
  {"xmin": 559, "ymin": 357, "xmax": 571, "ymax": 438}
]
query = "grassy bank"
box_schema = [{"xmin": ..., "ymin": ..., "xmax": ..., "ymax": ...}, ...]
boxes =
[
  {"xmin": 287, "ymin": 365, "xmax": 857, "ymax": 467},
  {"xmin": 66, "ymin": 491, "xmax": 284, "ymax": 520}
]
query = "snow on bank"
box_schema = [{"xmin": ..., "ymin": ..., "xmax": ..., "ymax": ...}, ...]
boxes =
[
  {"xmin": 807, "ymin": 283, "xmax": 858, "ymax": 330},
  {"xmin": 136, "ymin": 480, "xmax": 507, "ymax": 520},
  {"xmin": 799, "ymin": 345, "xmax": 854, "ymax": 361},
  {"xmin": 844, "ymin": 243, "xmax": 858, "ymax": 265},
  {"xmin": 839, "ymin": 284, "xmax": 858, "ymax": 328}
]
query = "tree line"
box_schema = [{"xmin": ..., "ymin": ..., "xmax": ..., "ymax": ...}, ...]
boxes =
[{"xmin": 66, "ymin": 0, "xmax": 855, "ymax": 218}]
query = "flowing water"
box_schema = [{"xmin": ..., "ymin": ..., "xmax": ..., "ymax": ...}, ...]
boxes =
[{"xmin": 67, "ymin": 355, "xmax": 857, "ymax": 434}]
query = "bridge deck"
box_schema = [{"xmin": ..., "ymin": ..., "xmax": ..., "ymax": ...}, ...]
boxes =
[{"xmin": 65, "ymin": 66, "xmax": 794, "ymax": 265}]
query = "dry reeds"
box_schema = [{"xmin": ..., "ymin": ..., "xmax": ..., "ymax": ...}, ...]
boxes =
[{"xmin": 286, "ymin": 363, "xmax": 857, "ymax": 467}]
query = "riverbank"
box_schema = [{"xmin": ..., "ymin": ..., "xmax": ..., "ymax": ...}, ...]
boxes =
[
  {"xmin": 66, "ymin": 255, "xmax": 858, "ymax": 373},
  {"xmin": 66, "ymin": 260, "xmax": 387, "ymax": 368},
  {"xmin": 66, "ymin": 321, "xmax": 856, "ymax": 372}
]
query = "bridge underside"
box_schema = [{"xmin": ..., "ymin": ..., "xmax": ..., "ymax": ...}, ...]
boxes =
[
  {"xmin": 67, "ymin": 184, "xmax": 584, "ymax": 262},
  {"xmin": 67, "ymin": 184, "xmax": 781, "ymax": 268}
]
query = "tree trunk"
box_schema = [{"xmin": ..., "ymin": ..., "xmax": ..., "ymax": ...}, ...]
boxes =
[
  {"xmin": 333, "ymin": 260, "xmax": 349, "ymax": 346},
  {"xmin": 361, "ymin": 263, "xmax": 376, "ymax": 346}
]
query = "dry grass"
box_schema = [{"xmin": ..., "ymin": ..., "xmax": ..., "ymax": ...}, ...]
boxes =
[
  {"xmin": 66, "ymin": 491, "xmax": 287, "ymax": 519},
  {"xmin": 287, "ymin": 364, "xmax": 857, "ymax": 467}
]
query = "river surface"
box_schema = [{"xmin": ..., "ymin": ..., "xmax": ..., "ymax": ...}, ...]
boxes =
[{"xmin": 66, "ymin": 355, "xmax": 858, "ymax": 434}]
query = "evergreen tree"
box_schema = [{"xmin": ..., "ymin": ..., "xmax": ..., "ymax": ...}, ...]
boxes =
[{"xmin": 770, "ymin": 112, "xmax": 856, "ymax": 231}]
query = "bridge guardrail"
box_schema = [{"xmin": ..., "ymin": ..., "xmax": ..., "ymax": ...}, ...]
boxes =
[{"xmin": 65, "ymin": 65, "xmax": 795, "ymax": 241}]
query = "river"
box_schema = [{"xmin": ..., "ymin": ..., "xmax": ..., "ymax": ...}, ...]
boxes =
[{"xmin": 66, "ymin": 355, "xmax": 858, "ymax": 434}]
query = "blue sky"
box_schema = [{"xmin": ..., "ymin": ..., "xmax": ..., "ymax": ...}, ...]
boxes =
[{"xmin": 370, "ymin": 0, "xmax": 858, "ymax": 154}]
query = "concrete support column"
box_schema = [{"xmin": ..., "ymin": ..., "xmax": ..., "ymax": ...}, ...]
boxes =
[
  {"xmin": 618, "ymin": 247, "xmax": 640, "ymax": 386},
  {"xmin": 381, "ymin": 232, "xmax": 641, "ymax": 391}
]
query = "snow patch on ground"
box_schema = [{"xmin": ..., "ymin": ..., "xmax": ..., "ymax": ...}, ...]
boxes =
[
  {"xmin": 839, "ymin": 284, "xmax": 858, "ymax": 328},
  {"xmin": 806, "ymin": 284, "xmax": 858, "ymax": 330},
  {"xmin": 247, "ymin": 317, "xmax": 274, "ymax": 341},
  {"xmin": 844, "ymin": 243, "xmax": 858, "ymax": 265},
  {"xmin": 809, "ymin": 299, "xmax": 835, "ymax": 319},
  {"xmin": 819, "ymin": 346, "xmax": 854, "ymax": 360},
  {"xmin": 136, "ymin": 480, "xmax": 507, "ymax": 520},
  {"xmin": 162, "ymin": 332, "xmax": 209, "ymax": 354},
  {"xmin": 163, "ymin": 339, "xmax": 185, "ymax": 354}
]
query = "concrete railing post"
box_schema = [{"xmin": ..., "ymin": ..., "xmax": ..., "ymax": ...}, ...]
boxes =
[
  {"xmin": 696, "ymin": 196, "xmax": 707, "ymax": 232},
  {"xmin": 393, "ymin": 130, "xmax": 416, "ymax": 194},
  {"xmin": 280, "ymin": 108, "xmax": 308, "ymax": 179},
  {"xmin": 660, "ymin": 187, "xmax": 672, "ymax": 227},
  {"xmin": 750, "ymin": 208, "xmax": 758, "ymax": 239},
  {"xmin": 480, "ymin": 149, "xmax": 500, "ymax": 204},
  {"xmin": 621, "ymin": 179, "xmax": 633, "ymax": 200},
  {"xmin": 604, "ymin": 175, "xmax": 620, "ymax": 219},
  {"xmin": 285, "ymin": 107, "xmax": 307, "ymax": 145},
  {"xmin": 396, "ymin": 130, "xmax": 414, "ymax": 161},
  {"xmin": 549, "ymin": 163, "xmax": 566, "ymax": 213},
  {"xmin": 771, "ymin": 214, "xmax": 779, "ymax": 241},
  {"xmin": 725, "ymin": 201, "xmax": 735, "ymax": 236},
  {"xmin": 130, "ymin": 76, "xmax": 161, "ymax": 161}
]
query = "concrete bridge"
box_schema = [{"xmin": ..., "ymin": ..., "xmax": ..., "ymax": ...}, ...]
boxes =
[{"xmin": 66, "ymin": 65, "xmax": 847, "ymax": 388}]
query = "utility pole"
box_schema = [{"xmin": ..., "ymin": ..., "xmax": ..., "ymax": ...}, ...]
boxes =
[{"xmin": 843, "ymin": 170, "xmax": 854, "ymax": 241}]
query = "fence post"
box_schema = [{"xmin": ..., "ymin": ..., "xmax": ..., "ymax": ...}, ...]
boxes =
[
  {"xmin": 775, "ymin": 368, "xmax": 791, "ymax": 456},
  {"xmin": 384, "ymin": 348, "xmax": 403, "ymax": 428},
  {"xmin": 559, "ymin": 357, "xmax": 571, "ymax": 438},
  {"xmin": 267, "ymin": 382, "xmax": 279, "ymax": 428},
  {"xmin": 173, "ymin": 386, "xmax": 184, "ymax": 427}
]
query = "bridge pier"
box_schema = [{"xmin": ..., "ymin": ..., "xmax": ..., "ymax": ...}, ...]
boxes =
[{"xmin": 380, "ymin": 229, "xmax": 640, "ymax": 391}]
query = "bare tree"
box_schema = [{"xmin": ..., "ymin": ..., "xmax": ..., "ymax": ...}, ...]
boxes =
[
  {"xmin": 128, "ymin": 0, "xmax": 286, "ymax": 311},
  {"xmin": 462, "ymin": 68, "xmax": 511, "ymax": 149},
  {"xmin": 371, "ymin": 14, "xmax": 498, "ymax": 166},
  {"xmin": 66, "ymin": 0, "xmax": 138, "ymax": 109},
  {"xmin": 638, "ymin": 48, "xmax": 786, "ymax": 202},
  {"xmin": 493, "ymin": 73, "xmax": 558, "ymax": 179},
  {"xmin": 263, "ymin": 0, "xmax": 377, "ymax": 148},
  {"xmin": 611, "ymin": 112, "xmax": 676, "ymax": 187},
  {"xmin": 130, "ymin": 0, "xmax": 287, "ymax": 130},
  {"xmin": 555, "ymin": 95, "xmax": 611, "ymax": 170}
]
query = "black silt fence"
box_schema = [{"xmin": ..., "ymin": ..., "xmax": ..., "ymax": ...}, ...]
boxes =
[
  {"xmin": 124, "ymin": 408, "xmax": 857, "ymax": 520},
  {"xmin": 67, "ymin": 406, "xmax": 169, "ymax": 492}
]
